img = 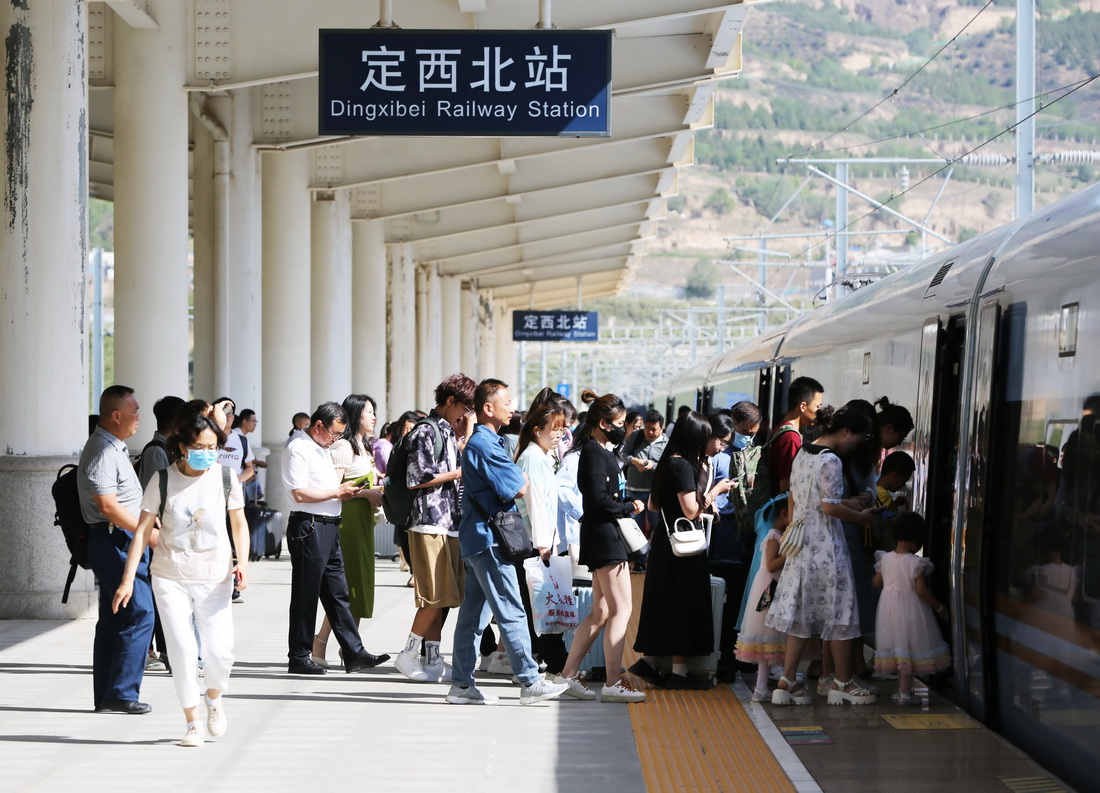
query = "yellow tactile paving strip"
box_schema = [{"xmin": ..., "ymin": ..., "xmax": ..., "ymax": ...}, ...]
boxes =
[{"xmin": 624, "ymin": 574, "xmax": 797, "ymax": 793}]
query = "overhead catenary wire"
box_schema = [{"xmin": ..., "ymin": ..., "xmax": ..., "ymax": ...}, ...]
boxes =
[
  {"xmin": 784, "ymin": 71, "xmax": 1100, "ymax": 263},
  {"xmin": 798, "ymin": 0, "xmax": 997, "ymax": 157}
]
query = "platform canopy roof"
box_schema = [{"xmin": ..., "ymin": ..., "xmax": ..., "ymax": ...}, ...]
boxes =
[{"xmin": 87, "ymin": 0, "xmax": 759, "ymax": 310}]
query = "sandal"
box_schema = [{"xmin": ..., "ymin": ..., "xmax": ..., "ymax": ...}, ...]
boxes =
[
  {"xmin": 311, "ymin": 635, "xmax": 330, "ymax": 669},
  {"xmin": 815, "ymin": 674, "xmax": 834, "ymax": 697},
  {"xmin": 771, "ymin": 675, "xmax": 811, "ymax": 705},
  {"xmin": 751, "ymin": 687, "xmax": 770, "ymax": 703},
  {"xmin": 827, "ymin": 678, "xmax": 877, "ymax": 705}
]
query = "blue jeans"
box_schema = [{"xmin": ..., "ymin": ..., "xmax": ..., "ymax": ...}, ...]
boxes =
[
  {"xmin": 452, "ymin": 546, "xmax": 540, "ymax": 688},
  {"xmin": 87, "ymin": 525, "xmax": 155, "ymax": 708}
]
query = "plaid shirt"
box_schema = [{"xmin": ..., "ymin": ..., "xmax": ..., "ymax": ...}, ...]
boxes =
[{"xmin": 406, "ymin": 412, "xmax": 461, "ymax": 536}]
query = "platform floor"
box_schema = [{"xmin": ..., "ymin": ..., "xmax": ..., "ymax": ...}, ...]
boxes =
[{"xmin": 0, "ymin": 558, "xmax": 1077, "ymax": 793}]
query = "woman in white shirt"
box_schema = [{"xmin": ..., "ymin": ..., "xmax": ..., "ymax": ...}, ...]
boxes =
[
  {"xmin": 514, "ymin": 404, "xmax": 570, "ymax": 677},
  {"xmin": 113, "ymin": 412, "xmax": 248, "ymax": 747}
]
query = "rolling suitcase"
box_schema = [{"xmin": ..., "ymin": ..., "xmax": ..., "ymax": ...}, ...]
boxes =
[
  {"xmin": 562, "ymin": 586, "xmax": 607, "ymax": 681},
  {"xmin": 246, "ymin": 503, "xmax": 283, "ymax": 560},
  {"xmin": 374, "ymin": 521, "xmax": 401, "ymax": 560},
  {"xmin": 651, "ymin": 575, "xmax": 726, "ymax": 680}
]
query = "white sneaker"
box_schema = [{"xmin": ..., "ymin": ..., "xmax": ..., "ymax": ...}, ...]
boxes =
[
  {"xmin": 179, "ymin": 723, "xmax": 203, "ymax": 747},
  {"xmin": 519, "ymin": 678, "xmax": 568, "ymax": 705},
  {"xmin": 445, "ymin": 684, "xmax": 499, "ymax": 705},
  {"xmin": 205, "ymin": 698, "xmax": 226, "ymax": 738},
  {"xmin": 145, "ymin": 651, "xmax": 166, "ymax": 672},
  {"xmin": 478, "ymin": 653, "xmax": 492, "ymax": 672},
  {"xmin": 486, "ymin": 651, "xmax": 513, "ymax": 675},
  {"xmin": 395, "ymin": 650, "xmax": 431, "ymax": 682},
  {"xmin": 553, "ymin": 674, "xmax": 596, "ymax": 701},
  {"xmin": 424, "ymin": 659, "xmax": 453, "ymax": 683},
  {"xmin": 600, "ymin": 678, "xmax": 646, "ymax": 703}
]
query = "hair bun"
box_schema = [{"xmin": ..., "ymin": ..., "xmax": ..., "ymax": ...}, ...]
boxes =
[{"xmin": 580, "ymin": 389, "xmax": 598, "ymax": 405}]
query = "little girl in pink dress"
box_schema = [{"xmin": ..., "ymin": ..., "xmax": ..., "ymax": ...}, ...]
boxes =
[{"xmin": 872, "ymin": 513, "xmax": 950, "ymax": 705}]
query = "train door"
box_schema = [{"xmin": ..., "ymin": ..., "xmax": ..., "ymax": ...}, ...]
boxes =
[
  {"xmin": 954, "ymin": 298, "xmax": 1013, "ymax": 725},
  {"xmin": 915, "ymin": 317, "xmax": 964, "ymax": 665},
  {"xmin": 772, "ymin": 364, "xmax": 790, "ymax": 427},
  {"xmin": 756, "ymin": 368, "xmax": 773, "ymax": 431}
]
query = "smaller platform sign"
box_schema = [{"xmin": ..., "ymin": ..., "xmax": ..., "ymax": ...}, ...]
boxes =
[
  {"xmin": 780, "ymin": 726, "xmax": 832, "ymax": 745},
  {"xmin": 513, "ymin": 311, "xmax": 598, "ymax": 342}
]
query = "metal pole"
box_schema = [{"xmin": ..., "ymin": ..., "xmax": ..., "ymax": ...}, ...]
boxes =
[
  {"xmin": 1016, "ymin": 0, "xmax": 1035, "ymax": 219},
  {"xmin": 834, "ymin": 162, "xmax": 849, "ymax": 286},
  {"xmin": 92, "ymin": 247, "xmax": 104, "ymax": 403},
  {"xmin": 717, "ymin": 284, "xmax": 726, "ymax": 356},
  {"xmin": 540, "ymin": 341, "xmax": 548, "ymax": 392},
  {"xmin": 519, "ymin": 340, "xmax": 527, "ymax": 409}
]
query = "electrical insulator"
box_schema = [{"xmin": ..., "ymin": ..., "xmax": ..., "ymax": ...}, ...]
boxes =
[{"xmin": 898, "ymin": 166, "xmax": 910, "ymax": 192}]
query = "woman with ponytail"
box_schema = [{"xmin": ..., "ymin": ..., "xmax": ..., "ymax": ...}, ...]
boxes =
[{"xmin": 553, "ymin": 390, "xmax": 647, "ymax": 703}]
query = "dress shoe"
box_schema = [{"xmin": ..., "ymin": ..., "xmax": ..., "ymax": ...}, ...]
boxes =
[
  {"xmin": 344, "ymin": 651, "xmax": 391, "ymax": 673},
  {"xmin": 96, "ymin": 699, "xmax": 152, "ymax": 715},
  {"xmin": 628, "ymin": 658, "xmax": 666, "ymax": 688},
  {"xmin": 288, "ymin": 659, "xmax": 328, "ymax": 675}
]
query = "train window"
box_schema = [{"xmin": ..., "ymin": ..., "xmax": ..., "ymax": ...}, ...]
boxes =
[
  {"xmin": 1058, "ymin": 303, "xmax": 1078, "ymax": 357},
  {"xmin": 862, "ymin": 352, "xmax": 871, "ymax": 384}
]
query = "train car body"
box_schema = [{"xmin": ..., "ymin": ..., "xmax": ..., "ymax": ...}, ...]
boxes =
[{"xmin": 656, "ymin": 183, "xmax": 1100, "ymax": 791}]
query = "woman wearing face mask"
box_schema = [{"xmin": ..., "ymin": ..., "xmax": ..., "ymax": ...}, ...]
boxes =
[
  {"xmin": 554, "ymin": 390, "xmax": 647, "ymax": 703},
  {"xmin": 113, "ymin": 412, "xmax": 248, "ymax": 747}
]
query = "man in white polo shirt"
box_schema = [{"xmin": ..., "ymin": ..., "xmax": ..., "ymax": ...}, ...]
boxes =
[{"xmin": 282, "ymin": 401, "xmax": 391, "ymax": 675}]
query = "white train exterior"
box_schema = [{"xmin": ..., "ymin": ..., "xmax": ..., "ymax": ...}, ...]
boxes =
[{"xmin": 656, "ymin": 183, "xmax": 1100, "ymax": 791}]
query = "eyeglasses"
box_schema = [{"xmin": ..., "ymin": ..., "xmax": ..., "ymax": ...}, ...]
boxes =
[
  {"xmin": 187, "ymin": 443, "xmax": 219, "ymax": 451},
  {"xmin": 714, "ymin": 437, "xmax": 730, "ymax": 449},
  {"xmin": 326, "ymin": 426, "xmax": 344, "ymax": 439}
]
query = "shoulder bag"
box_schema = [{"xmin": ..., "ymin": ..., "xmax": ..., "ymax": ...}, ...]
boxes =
[
  {"xmin": 615, "ymin": 516, "xmax": 650, "ymax": 562},
  {"xmin": 660, "ymin": 508, "xmax": 712, "ymax": 557},
  {"xmin": 778, "ymin": 450, "xmax": 828, "ymax": 559},
  {"xmin": 469, "ymin": 496, "xmax": 538, "ymax": 564}
]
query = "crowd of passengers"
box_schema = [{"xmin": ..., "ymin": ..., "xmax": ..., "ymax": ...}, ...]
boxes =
[{"xmin": 80, "ymin": 373, "xmax": 952, "ymax": 747}]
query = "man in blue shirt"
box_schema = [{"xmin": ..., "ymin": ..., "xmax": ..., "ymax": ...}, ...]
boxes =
[{"xmin": 447, "ymin": 379, "xmax": 567, "ymax": 706}]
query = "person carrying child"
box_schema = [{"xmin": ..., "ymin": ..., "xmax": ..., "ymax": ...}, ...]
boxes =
[
  {"xmin": 734, "ymin": 493, "xmax": 790, "ymax": 702},
  {"xmin": 872, "ymin": 512, "xmax": 951, "ymax": 706}
]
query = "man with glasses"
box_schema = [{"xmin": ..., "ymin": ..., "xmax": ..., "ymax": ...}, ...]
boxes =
[
  {"xmin": 282, "ymin": 402, "xmax": 390, "ymax": 675},
  {"xmin": 394, "ymin": 374, "xmax": 478, "ymax": 682},
  {"xmin": 445, "ymin": 379, "xmax": 568, "ymax": 705}
]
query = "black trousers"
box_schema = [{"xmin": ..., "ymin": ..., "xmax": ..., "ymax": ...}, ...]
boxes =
[{"xmin": 286, "ymin": 512, "xmax": 365, "ymax": 664}]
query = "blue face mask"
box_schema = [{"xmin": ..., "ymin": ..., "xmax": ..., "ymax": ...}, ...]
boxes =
[
  {"xmin": 187, "ymin": 449, "xmax": 218, "ymax": 471},
  {"xmin": 732, "ymin": 432, "xmax": 753, "ymax": 450}
]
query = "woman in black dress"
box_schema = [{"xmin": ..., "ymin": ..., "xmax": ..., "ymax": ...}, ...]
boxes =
[
  {"xmin": 631, "ymin": 411, "xmax": 735, "ymax": 689},
  {"xmin": 556, "ymin": 390, "xmax": 647, "ymax": 703}
]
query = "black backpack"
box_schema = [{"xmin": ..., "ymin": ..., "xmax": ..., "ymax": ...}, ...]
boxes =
[
  {"xmin": 744, "ymin": 423, "xmax": 800, "ymax": 523},
  {"xmin": 52, "ymin": 464, "xmax": 90, "ymax": 604},
  {"xmin": 381, "ymin": 418, "xmax": 444, "ymax": 528}
]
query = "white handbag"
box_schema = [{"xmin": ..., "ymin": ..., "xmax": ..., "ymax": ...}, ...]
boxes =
[
  {"xmin": 616, "ymin": 516, "xmax": 651, "ymax": 562},
  {"xmin": 661, "ymin": 509, "xmax": 711, "ymax": 557},
  {"xmin": 779, "ymin": 452, "xmax": 826, "ymax": 559}
]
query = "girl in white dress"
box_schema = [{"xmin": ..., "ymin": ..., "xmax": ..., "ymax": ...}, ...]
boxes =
[
  {"xmin": 872, "ymin": 513, "xmax": 950, "ymax": 705},
  {"xmin": 734, "ymin": 493, "xmax": 790, "ymax": 701}
]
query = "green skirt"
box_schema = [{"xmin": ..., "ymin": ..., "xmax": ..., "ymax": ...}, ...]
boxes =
[{"xmin": 339, "ymin": 497, "xmax": 376, "ymax": 619}]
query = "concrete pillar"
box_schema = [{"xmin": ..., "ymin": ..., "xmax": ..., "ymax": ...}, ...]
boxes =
[
  {"xmin": 113, "ymin": 0, "xmax": 190, "ymax": 412},
  {"xmin": 495, "ymin": 302, "xmax": 518, "ymax": 391},
  {"xmin": 310, "ymin": 191, "xmax": 352, "ymax": 407},
  {"xmin": 192, "ymin": 91, "xmax": 261, "ymax": 410},
  {"xmin": 440, "ymin": 276, "xmax": 462, "ymax": 377},
  {"xmin": 0, "ymin": 0, "xmax": 92, "ymax": 617},
  {"xmin": 460, "ymin": 283, "xmax": 480, "ymax": 379},
  {"xmin": 416, "ymin": 265, "xmax": 443, "ymax": 407},
  {"xmin": 352, "ymin": 220, "xmax": 388, "ymax": 420},
  {"xmin": 478, "ymin": 291, "xmax": 497, "ymax": 381},
  {"xmin": 191, "ymin": 122, "xmax": 216, "ymax": 400},
  {"xmin": 261, "ymin": 150, "xmax": 311, "ymax": 515},
  {"xmin": 388, "ymin": 243, "xmax": 417, "ymax": 416}
]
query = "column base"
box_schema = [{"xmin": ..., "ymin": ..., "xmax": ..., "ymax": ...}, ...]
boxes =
[{"xmin": 0, "ymin": 456, "xmax": 97, "ymax": 619}]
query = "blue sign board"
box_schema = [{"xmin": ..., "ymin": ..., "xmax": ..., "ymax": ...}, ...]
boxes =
[
  {"xmin": 513, "ymin": 311, "xmax": 598, "ymax": 342},
  {"xmin": 319, "ymin": 29, "xmax": 612, "ymax": 137},
  {"xmin": 556, "ymin": 383, "xmax": 572, "ymax": 400}
]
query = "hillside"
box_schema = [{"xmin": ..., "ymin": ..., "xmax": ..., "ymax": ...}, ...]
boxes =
[{"xmin": 630, "ymin": 0, "xmax": 1100, "ymax": 304}]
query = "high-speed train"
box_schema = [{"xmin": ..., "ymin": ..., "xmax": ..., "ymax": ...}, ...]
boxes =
[{"xmin": 656, "ymin": 183, "xmax": 1100, "ymax": 791}]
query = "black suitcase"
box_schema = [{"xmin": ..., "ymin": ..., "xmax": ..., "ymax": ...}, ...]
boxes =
[{"xmin": 246, "ymin": 503, "xmax": 283, "ymax": 560}]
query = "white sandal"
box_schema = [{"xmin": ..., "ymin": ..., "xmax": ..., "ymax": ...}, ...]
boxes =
[
  {"xmin": 827, "ymin": 678, "xmax": 877, "ymax": 705},
  {"xmin": 815, "ymin": 673, "xmax": 834, "ymax": 697},
  {"xmin": 771, "ymin": 675, "xmax": 811, "ymax": 705}
]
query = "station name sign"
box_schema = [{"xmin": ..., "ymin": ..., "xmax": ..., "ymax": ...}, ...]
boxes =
[
  {"xmin": 319, "ymin": 29, "xmax": 611, "ymax": 137},
  {"xmin": 513, "ymin": 311, "xmax": 598, "ymax": 342}
]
